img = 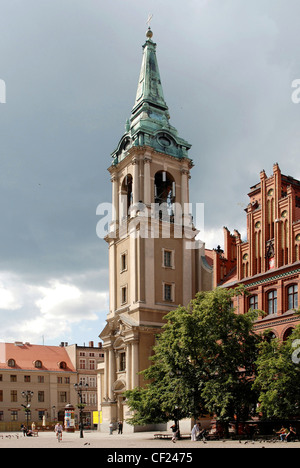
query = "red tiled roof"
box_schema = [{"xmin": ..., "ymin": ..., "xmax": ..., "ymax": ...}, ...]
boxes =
[{"xmin": 0, "ymin": 342, "xmax": 76, "ymax": 372}]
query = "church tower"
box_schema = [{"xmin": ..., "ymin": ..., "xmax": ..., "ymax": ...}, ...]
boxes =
[{"xmin": 98, "ymin": 28, "xmax": 212, "ymax": 430}]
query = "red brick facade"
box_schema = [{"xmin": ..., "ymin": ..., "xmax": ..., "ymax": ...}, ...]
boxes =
[{"xmin": 214, "ymin": 164, "xmax": 300, "ymax": 340}]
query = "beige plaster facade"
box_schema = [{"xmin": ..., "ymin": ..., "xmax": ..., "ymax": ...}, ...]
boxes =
[{"xmin": 98, "ymin": 147, "xmax": 212, "ymax": 432}]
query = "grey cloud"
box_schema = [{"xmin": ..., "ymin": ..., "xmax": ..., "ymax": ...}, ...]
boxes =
[{"xmin": 0, "ymin": 0, "xmax": 300, "ymax": 343}]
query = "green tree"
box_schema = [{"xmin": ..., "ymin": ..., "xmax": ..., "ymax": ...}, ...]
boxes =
[
  {"xmin": 253, "ymin": 326, "xmax": 300, "ymax": 420},
  {"xmin": 125, "ymin": 286, "xmax": 261, "ymax": 432}
]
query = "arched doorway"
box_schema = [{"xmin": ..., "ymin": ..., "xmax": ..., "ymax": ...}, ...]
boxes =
[{"xmin": 113, "ymin": 379, "xmax": 126, "ymax": 422}]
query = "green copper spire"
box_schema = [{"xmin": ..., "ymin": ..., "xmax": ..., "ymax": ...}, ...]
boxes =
[
  {"xmin": 132, "ymin": 27, "xmax": 169, "ymax": 117},
  {"xmin": 111, "ymin": 28, "xmax": 192, "ymax": 164}
]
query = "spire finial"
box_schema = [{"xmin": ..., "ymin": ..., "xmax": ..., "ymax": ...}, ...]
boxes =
[{"xmin": 146, "ymin": 13, "xmax": 153, "ymax": 39}]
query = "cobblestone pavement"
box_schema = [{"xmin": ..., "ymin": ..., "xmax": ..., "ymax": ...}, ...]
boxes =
[{"xmin": 1, "ymin": 431, "xmax": 300, "ymax": 449}]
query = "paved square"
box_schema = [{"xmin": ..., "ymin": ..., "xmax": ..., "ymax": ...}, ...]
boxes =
[{"xmin": 1, "ymin": 431, "xmax": 300, "ymax": 449}]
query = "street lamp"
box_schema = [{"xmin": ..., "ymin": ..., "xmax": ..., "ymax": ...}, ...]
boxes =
[
  {"xmin": 74, "ymin": 382, "xmax": 88, "ymax": 438},
  {"xmin": 21, "ymin": 391, "xmax": 34, "ymax": 428},
  {"xmin": 52, "ymin": 405, "xmax": 56, "ymax": 422}
]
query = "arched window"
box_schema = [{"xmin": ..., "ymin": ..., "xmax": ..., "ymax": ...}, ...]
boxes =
[
  {"xmin": 267, "ymin": 290, "xmax": 277, "ymax": 315},
  {"xmin": 121, "ymin": 174, "xmax": 133, "ymax": 219},
  {"xmin": 283, "ymin": 327, "xmax": 294, "ymax": 341},
  {"xmin": 264, "ymin": 331, "xmax": 277, "ymax": 342},
  {"xmin": 8, "ymin": 359, "xmax": 16, "ymax": 367},
  {"xmin": 287, "ymin": 284, "xmax": 298, "ymax": 310},
  {"xmin": 59, "ymin": 361, "xmax": 67, "ymax": 369},
  {"xmin": 154, "ymin": 171, "xmax": 175, "ymax": 221},
  {"xmin": 34, "ymin": 360, "xmax": 42, "ymax": 368}
]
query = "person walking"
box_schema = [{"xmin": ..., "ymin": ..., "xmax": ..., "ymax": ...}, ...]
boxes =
[
  {"xmin": 191, "ymin": 423, "xmax": 199, "ymax": 441},
  {"xmin": 118, "ymin": 421, "xmax": 122, "ymax": 434},
  {"xmin": 170, "ymin": 423, "xmax": 178, "ymax": 443},
  {"xmin": 286, "ymin": 425, "xmax": 297, "ymax": 442}
]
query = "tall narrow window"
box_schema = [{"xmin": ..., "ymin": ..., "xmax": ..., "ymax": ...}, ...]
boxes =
[
  {"xmin": 164, "ymin": 284, "xmax": 173, "ymax": 302},
  {"xmin": 121, "ymin": 286, "xmax": 127, "ymax": 305},
  {"xmin": 89, "ymin": 360, "xmax": 95, "ymax": 370},
  {"xmin": 288, "ymin": 285, "xmax": 298, "ymax": 310},
  {"xmin": 164, "ymin": 250, "xmax": 172, "ymax": 268},
  {"xmin": 249, "ymin": 295, "xmax": 258, "ymax": 311},
  {"xmin": 11, "ymin": 391, "xmax": 17, "ymax": 403},
  {"xmin": 11, "ymin": 411, "xmax": 18, "ymax": 421},
  {"xmin": 267, "ymin": 290, "xmax": 277, "ymax": 315},
  {"xmin": 79, "ymin": 359, "xmax": 86, "ymax": 370},
  {"xmin": 121, "ymin": 253, "xmax": 127, "ymax": 272},
  {"xmin": 119, "ymin": 352, "xmax": 126, "ymax": 372}
]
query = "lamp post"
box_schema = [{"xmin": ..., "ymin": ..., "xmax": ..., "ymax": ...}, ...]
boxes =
[
  {"xmin": 21, "ymin": 391, "xmax": 34, "ymax": 428},
  {"xmin": 52, "ymin": 405, "xmax": 56, "ymax": 422},
  {"xmin": 74, "ymin": 382, "xmax": 88, "ymax": 438}
]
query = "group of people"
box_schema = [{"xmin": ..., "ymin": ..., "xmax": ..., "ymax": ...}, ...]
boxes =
[
  {"xmin": 20, "ymin": 424, "xmax": 35, "ymax": 437},
  {"xmin": 21, "ymin": 422, "xmax": 63, "ymax": 440},
  {"xmin": 181, "ymin": 421, "xmax": 299, "ymax": 443},
  {"xmin": 170, "ymin": 421, "xmax": 207, "ymax": 443},
  {"xmin": 109, "ymin": 420, "xmax": 123, "ymax": 435},
  {"xmin": 277, "ymin": 425, "xmax": 297, "ymax": 442}
]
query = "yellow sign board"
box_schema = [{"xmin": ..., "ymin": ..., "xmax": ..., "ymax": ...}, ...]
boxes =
[
  {"xmin": 93, "ymin": 411, "xmax": 99, "ymax": 424},
  {"xmin": 93, "ymin": 411, "xmax": 102, "ymax": 424}
]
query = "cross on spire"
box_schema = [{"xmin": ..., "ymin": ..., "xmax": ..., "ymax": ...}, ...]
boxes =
[{"xmin": 146, "ymin": 13, "xmax": 153, "ymax": 29}]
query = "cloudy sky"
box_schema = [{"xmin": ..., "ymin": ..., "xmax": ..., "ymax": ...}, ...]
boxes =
[{"xmin": 0, "ymin": 0, "xmax": 300, "ymax": 346}]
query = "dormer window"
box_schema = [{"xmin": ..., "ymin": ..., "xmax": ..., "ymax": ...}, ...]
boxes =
[
  {"xmin": 157, "ymin": 134, "xmax": 172, "ymax": 148},
  {"xmin": 59, "ymin": 361, "xmax": 67, "ymax": 369},
  {"xmin": 8, "ymin": 359, "xmax": 16, "ymax": 367},
  {"xmin": 34, "ymin": 360, "xmax": 42, "ymax": 368}
]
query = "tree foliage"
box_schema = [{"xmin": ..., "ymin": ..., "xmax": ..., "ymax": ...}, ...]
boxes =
[
  {"xmin": 253, "ymin": 326, "xmax": 300, "ymax": 419},
  {"xmin": 125, "ymin": 286, "xmax": 261, "ymax": 427}
]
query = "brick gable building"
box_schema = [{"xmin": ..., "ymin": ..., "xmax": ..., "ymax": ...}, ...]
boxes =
[{"xmin": 214, "ymin": 163, "xmax": 300, "ymax": 340}]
